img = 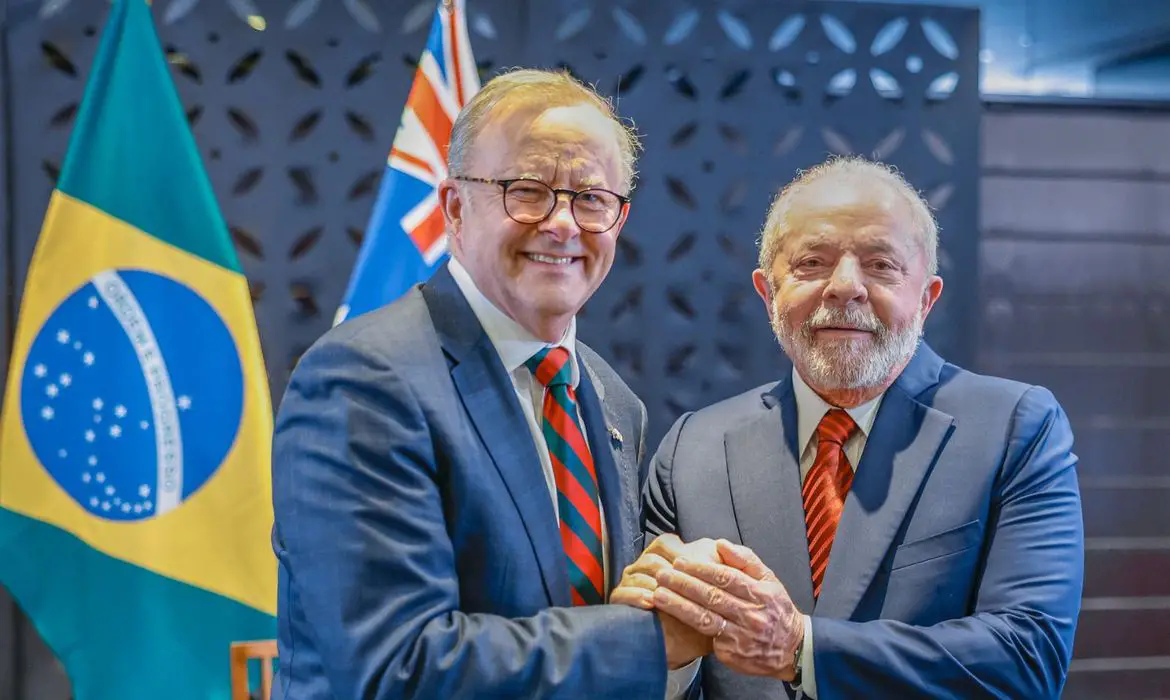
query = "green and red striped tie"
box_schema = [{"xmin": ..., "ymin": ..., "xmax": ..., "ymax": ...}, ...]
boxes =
[{"xmin": 526, "ymin": 347, "xmax": 605, "ymax": 606}]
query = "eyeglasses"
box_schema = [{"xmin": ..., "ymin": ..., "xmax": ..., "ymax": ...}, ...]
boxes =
[{"xmin": 451, "ymin": 176, "xmax": 629, "ymax": 234}]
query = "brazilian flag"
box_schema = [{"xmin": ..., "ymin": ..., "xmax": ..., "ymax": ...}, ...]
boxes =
[{"xmin": 0, "ymin": 0, "xmax": 276, "ymax": 698}]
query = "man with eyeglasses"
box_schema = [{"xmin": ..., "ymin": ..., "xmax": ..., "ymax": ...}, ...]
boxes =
[{"xmin": 272, "ymin": 68, "xmax": 708, "ymax": 700}]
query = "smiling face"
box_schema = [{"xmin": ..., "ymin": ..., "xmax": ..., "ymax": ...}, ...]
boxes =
[
  {"xmin": 752, "ymin": 176, "xmax": 943, "ymax": 402},
  {"xmin": 439, "ymin": 102, "xmax": 628, "ymax": 342}
]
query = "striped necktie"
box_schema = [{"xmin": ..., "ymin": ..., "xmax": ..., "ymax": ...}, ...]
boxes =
[
  {"xmin": 803, "ymin": 408, "xmax": 858, "ymax": 600},
  {"xmin": 526, "ymin": 347, "xmax": 605, "ymax": 606}
]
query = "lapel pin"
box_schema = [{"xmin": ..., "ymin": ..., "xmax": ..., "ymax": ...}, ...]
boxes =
[{"xmin": 608, "ymin": 426, "xmax": 624, "ymax": 448}]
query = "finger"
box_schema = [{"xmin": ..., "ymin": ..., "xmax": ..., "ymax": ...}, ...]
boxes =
[
  {"xmin": 623, "ymin": 553, "xmax": 672, "ymax": 579},
  {"xmin": 647, "ymin": 533, "xmax": 685, "ymax": 563},
  {"xmin": 611, "ymin": 587, "xmax": 655, "ymax": 610},
  {"xmin": 674, "ymin": 557, "xmax": 763, "ymax": 604},
  {"xmin": 656, "ymin": 567, "xmax": 754, "ymax": 624},
  {"xmin": 679, "ymin": 537, "xmax": 721, "ymax": 565},
  {"xmin": 716, "ymin": 539, "xmax": 778, "ymax": 582},
  {"xmin": 619, "ymin": 572, "xmax": 659, "ymax": 592},
  {"xmin": 652, "ymin": 586, "xmax": 724, "ymax": 637}
]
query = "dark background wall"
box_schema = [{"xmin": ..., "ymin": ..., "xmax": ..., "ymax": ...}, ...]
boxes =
[
  {"xmin": 979, "ymin": 103, "xmax": 1170, "ymax": 699},
  {"xmin": 0, "ymin": 0, "xmax": 1166, "ymax": 697}
]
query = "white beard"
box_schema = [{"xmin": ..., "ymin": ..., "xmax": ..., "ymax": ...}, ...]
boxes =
[{"xmin": 772, "ymin": 299, "xmax": 924, "ymax": 391}]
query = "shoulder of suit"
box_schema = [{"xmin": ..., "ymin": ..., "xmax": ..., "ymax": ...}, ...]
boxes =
[
  {"xmin": 682, "ymin": 380, "xmax": 783, "ymax": 429},
  {"xmin": 919, "ymin": 358, "xmax": 1060, "ymax": 416},
  {"xmin": 297, "ymin": 287, "xmax": 441, "ymax": 370},
  {"xmin": 931, "ymin": 362, "xmax": 1043, "ymax": 405},
  {"xmin": 576, "ymin": 342, "xmax": 638, "ymax": 402}
]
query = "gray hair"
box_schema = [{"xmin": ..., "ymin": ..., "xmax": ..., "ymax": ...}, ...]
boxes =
[
  {"xmin": 757, "ymin": 155, "xmax": 939, "ymax": 277},
  {"xmin": 447, "ymin": 68, "xmax": 641, "ymax": 192}
]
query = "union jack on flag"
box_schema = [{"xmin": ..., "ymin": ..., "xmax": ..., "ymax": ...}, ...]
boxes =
[{"xmin": 336, "ymin": 0, "xmax": 480, "ymax": 324}]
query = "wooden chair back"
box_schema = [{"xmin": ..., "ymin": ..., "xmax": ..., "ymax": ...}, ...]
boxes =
[{"xmin": 229, "ymin": 639, "xmax": 278, "ymax": 700}]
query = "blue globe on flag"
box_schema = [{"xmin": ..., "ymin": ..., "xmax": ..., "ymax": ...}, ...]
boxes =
[{"xmin": 20, "ymin": 269, "xmax": 244, "ymax": 522}]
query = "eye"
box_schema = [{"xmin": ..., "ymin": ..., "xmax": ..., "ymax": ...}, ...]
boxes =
[
  {"xmin": 796, "ymin": 258, "xmax": 824, "ymax": 269},
  {"xmin": 869, "ymin": 259, "xmax": 897, "ymax": 272},
  {"xmin": 508, "ymin": 182, "xmax": 549, "ymax": 202}
]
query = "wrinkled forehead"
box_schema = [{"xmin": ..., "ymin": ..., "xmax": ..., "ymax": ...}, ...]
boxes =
[
  {"xmin": 783, "ymin": 178, "xmax": 921, "ymax": 251},
  {"xmin": 472, "ymin": 102, "xmax": 623, "ymax": 187}
]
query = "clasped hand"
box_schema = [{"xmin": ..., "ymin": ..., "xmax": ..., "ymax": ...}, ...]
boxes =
[{"xmin": 612, "ymin": 535, "xmax": 804, "ymax": 681}]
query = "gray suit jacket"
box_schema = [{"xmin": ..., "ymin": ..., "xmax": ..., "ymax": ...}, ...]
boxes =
[
  {"xmin": 645, "ymin": 344, "xmax": 1083, "ymax": 699},
  {"xmin": 272, "ymin": 264, "xmax": 668, "ymax": 699}
]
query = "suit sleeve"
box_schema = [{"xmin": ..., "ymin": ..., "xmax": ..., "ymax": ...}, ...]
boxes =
[
  {"xmin": 643, "ymin": 412, "xmax": 694, "ymax": 539},
  {"xmin": 810, "ymin": 386, "xmax": 1084, "ymax": 700},
  {"xmin": 272, "ymin": 335, "xmax": 667, "ymax": 700},
  {"xmin": 641, "ymin": 413, "xmax": 706, "ymax": 700}
]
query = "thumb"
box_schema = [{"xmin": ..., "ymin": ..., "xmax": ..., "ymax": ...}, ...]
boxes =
[{"xmin": 716, "ymin": 539, "xmax": 778, "ymax": 582}]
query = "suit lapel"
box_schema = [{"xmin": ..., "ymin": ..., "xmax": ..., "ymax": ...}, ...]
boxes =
[
  {"xmin": 422, "ymin": 268, "xmax": 570, "ymax": 608},
  {"xmin": 815, "ymin": 347, "xmax": 956, "ymax": 619},
  {"xmin": 574, "ymin": 356, "xmax": 631, "ymax": 595},
  {"xmin": 725, "ymin": 379, "xmax": 816, "ymax": 613}
]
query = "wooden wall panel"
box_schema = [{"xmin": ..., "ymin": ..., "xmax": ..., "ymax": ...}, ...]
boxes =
[
  {"xmin": 1064, "ymin": 666, "xmax": 1170, "ymax": 700},
  {"xmin": 1084, "ymin": 549, "xmax": 1170, "ymax": 598},
  {"xmin": 1073, "ymin": 609, "xmax": 1170, "ymax": 659},
  {"xmin": 982, "ymin": 105, "xmax": 1170, "ymax": 694}
]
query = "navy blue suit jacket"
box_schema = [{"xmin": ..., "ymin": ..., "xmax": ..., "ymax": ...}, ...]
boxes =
[
  {"xmin": 271, "ymin": 266, "xmax": 667, "ymax": 699},
  {"xmin": 645, "ymin": 344, "xmax": 1084, "ymax": 699}
]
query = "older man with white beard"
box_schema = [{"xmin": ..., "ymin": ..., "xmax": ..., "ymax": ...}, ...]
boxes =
[{"xmin": 612, "ymin": 156, "xmax": 1084, "ymax": 700}]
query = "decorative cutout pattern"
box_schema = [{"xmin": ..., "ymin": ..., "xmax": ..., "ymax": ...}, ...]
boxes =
[
  {"xmin": 524, "ymin": 1, "xmax": 979, "ymax": 439},
  {"xmin": 8, "ymin": 0, "xmax": 977, "ymax": 449}
]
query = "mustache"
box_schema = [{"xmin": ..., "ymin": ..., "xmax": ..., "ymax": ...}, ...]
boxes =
[{"xmin": 802, "ymin": 306, "xmax": 886, "ymax": 334}]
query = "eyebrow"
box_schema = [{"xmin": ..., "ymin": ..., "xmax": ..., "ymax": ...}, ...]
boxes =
[
  {"xmin": 505, "ymin": 171, "xmax": 610, "ymax": 189},
  {"xmin": 791, "ymin": 239, "xmax": 907, "ymax": 258}
]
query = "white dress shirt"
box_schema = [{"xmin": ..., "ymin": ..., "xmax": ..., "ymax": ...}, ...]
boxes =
[
  {"xmin": 790, "ymin": 366, "xmax": 885, "ymax": 699},
  {"xmin": 450, "ymin": 259, "xmax": 698, "ymax": 699},
  {"xmin": 448, "ymin": 257, "xmax": 610, "ymax": 583}
]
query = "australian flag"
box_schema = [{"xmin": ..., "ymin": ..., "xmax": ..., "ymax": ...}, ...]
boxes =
[{"xmin": 335, "ymin": 0, "xmax": 480, "ymax": 324}]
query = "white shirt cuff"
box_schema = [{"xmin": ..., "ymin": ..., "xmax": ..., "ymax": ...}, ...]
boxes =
[
  {"xmin": 792, "ymin": 615, "xmax": 817, "ymax": 699},
  {"xmin": 665, "ymin": 657, "xmax": 701, "ymax": 699}
]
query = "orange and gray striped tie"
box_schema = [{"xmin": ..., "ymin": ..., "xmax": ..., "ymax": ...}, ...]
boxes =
[
  {"xmin": 526, "ymin": 347, "xmax": 605, "ymax": 605},
  {"xmin": 803, "ymin": 409, "xmax": 858, "ymax": 599}
]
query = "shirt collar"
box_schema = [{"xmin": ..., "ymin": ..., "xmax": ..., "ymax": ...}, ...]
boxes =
[
  {"xmin": 791, "ymin": 365, "xmax": 884, "ymax": 454},
  {"xmin": 448, "ymin": 256, "xmax": 579, "ymax": 388}
]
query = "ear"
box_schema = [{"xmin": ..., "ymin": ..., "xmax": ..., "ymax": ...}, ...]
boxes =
[
  {"xmin": 920, "ymin": 275, "xmax": 944, "ymax": 318},
  {"xmin": 751, "ymin": 268, "xmax": 773, "ymax": 310},
  {"xmin": 438, "ymin": 179, "xmax": 463, "ymax": 246},
  {"xmin": 610, "ymin": 201, "xmax": 631, "ymax": 239}
]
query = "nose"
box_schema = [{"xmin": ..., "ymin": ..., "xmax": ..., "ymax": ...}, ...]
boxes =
[
  {"xmin": 538, "ymin": 192, "xmax": 581, "ymax": 243},
  {"xmin": 823, "ymin": 255, "xmax": 868, "ymax": 306}
]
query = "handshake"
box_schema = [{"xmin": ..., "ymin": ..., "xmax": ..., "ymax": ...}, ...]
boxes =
[{"xmin": 612, "ymin": 534, "xmax": 806, "ymax": 681}]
